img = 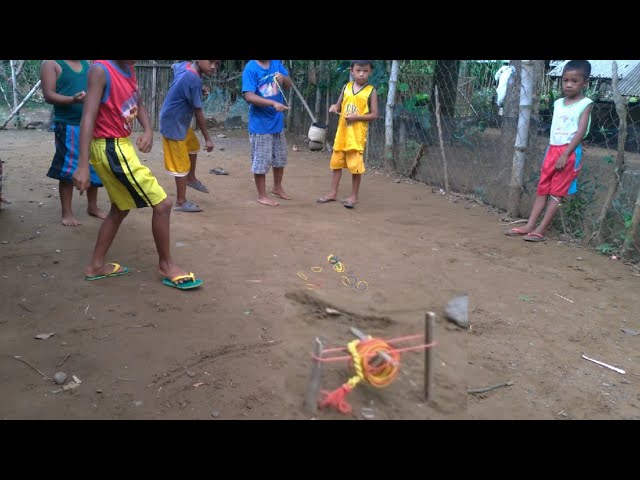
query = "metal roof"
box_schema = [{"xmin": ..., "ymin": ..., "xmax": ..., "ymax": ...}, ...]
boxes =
[{"xmin": 548, "ymin": 60, "xmax": 640, "ymax": 96}]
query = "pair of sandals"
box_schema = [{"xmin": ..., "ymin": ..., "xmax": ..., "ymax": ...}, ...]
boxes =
[
  {"xmin": 85, "ymin": 263, "xmax": 203, "ymax": 290},
  {"xmin": 504, "ymin": 227, "xmax": 547, "ymax": 242}
]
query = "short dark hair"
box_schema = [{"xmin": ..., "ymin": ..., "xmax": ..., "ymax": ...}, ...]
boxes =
[
  {"xmin": 351, "ymin": 60, "xmax": 374, "ymax": 68},
  {"xmin": 563, "ymin": 60, "xmax": 591, "ymax": 79}
]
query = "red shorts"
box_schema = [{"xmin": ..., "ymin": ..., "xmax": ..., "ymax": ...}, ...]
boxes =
[{"xmin": 536, "ymin": 144, "xmax": 582, "ymax": 197}]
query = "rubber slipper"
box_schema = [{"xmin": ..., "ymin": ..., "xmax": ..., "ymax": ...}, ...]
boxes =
[
  {"xmin": 85, "ymin": 262, "xmax": 130, "ymax": 281},
  {"xmin": 162, "ymin": 272, "xmax": 203, "ymax": 290}
]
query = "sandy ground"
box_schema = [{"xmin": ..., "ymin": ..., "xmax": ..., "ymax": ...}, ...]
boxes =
[{"xmin": 0, "ymin": 128, "xmax": 638, "ymax": 420}]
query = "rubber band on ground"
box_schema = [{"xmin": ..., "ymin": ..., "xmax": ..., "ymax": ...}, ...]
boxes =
[
  {"xmin": 341, "ymin": 276, "xmax": 356, "ymax": 287},
  {"xmin": 297, "ymin": 272, "xmax": 308, "ymax": 280},
  {"xmin": 311, "ymin": 266, "xmax": 323, "ymax": 273},
  {"xmin": 356, "ymin": 280, "xmax": 368, "ymax": 290}
]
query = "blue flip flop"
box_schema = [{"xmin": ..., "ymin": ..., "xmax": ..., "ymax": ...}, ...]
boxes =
[
  {"xmin": 85, "ymin": 263, "xmax": 130, "ymax": 281},
  {"xmin": 162, "ymin": 272, "xmax": 203, "ymax": 290}
]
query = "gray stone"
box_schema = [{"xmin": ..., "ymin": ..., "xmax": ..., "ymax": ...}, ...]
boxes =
[
  {"xmin": 445, "ymin": 294, "xmax": 469, "ymax": 328},
  {"xmin": 53, "ymin": 372, "xmax": 67, "ymax": 385}
]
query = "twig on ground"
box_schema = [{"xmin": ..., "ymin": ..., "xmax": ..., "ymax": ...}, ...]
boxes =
[{"xmin": 468, "ymin": 381, "xmax": 514, "ymax": 394}]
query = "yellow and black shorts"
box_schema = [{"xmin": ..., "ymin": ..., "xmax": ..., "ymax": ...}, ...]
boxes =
[{"xmin": 89, "ymin": 137, "xmax": 167, "ymax": 211}]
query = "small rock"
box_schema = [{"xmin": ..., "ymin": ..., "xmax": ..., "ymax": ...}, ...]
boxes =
[
  {"xmin": 35, "ymin": 332, "xmax": 55, "ymax": 340},
  {"xmin": 621, "ymin": 327, "xmax": 640, "ymax": 336},
  {"xmin": 394, "ymin": 179, "xmax": 401, "ymax": 183},
  {"xmin": 211, "ymin": 410, "xmax": 220, "ymax": 418},
  {"xmin": 361, "ymin": 407, "xmax": 375, "ymax": 419},
  {"xmin": 186, "ymin": 371, "xmax": 196, "ymax": 378},
  {"xmin": 1, "ymin": 241, "xmax": 8, "ymax": 244},
  {"xmin": 219, "ymin": 147, "xmax": 225, "ymax": 151},
  {"xmin": 444, "ymin": 294, "xmax": 469, "ymax": 328},
  {"xmin": 53, "ymin": 372, "xmax": 67, "ymax": 385},
  {"xmin": 576, "ymin": 257, "xmax": 583, "ymax": 261},
  {"xmin": 96, "ymin": 389, "xmax": 103, "ymax": 394},
  {"xmin": 134, "ymin": 401, "xmax": 143, "ymax": 407},
  {"xmin": 55, "ymin": 249, "xmax": 61, "ymax": 253}
]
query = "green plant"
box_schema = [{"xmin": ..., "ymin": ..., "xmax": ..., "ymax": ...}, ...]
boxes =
[{"xmin": 596, "ymin": 243, "xmax": 616, "ymax": 255}]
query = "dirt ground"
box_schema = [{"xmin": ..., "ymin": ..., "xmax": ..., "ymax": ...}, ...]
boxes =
[{"xmin": 0, "ymin": 128, "xmax": 638, "ymax": 420}]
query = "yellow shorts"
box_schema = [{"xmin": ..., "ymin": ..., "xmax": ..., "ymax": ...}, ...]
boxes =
[
  {"xmin": 162, "ymin": 128, "xmax": 200, "ymax": 177},
  {"xmin": 330, "ymin": 150, "xmax": 365, "ymax": 174},
  {"xmin": 89, "ymin": 137, "xmax": 167, "ymax": 211}
]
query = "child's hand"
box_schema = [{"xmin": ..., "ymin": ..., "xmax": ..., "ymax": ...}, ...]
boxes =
[
  {"xmin": 345, "ymin": 114, "xmax": 358, "ymax": 123},
  {"xmin": 137, "ymin": 131, "xmax": 153, "ymax": 153},
  {"xmin": 72, "ymin": 166, "xmax": 90, "ymax": 194},
  {"xmin": 204, "ymin": 139, "xmax": 214, "ymax": 152},
  {"xmin": 272, "ymin": 101, "xmax": 289, "ymax": 112},
  {"xmin": 73, "ymin": 91, "xmax": 86, "ymax": 103},
  {"xmin": 274, "ymin": 72, "xmax": 284, "ymax": 85},
  {"xmin": 329, "ymin": 104, "xmax": 339, "ymax": 114},
  {"xmin": 555, "ymin": 154, "xmax": 568, "ymax": 170}
]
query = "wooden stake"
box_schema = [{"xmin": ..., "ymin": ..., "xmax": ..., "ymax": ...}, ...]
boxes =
[
  {"xmin": 304, "ymin": 337, "xmax": 324, "ymax": 415},
  {"xmin": 434, "ymin": 87, "xmax": 449, "ymax": 192},
  {"xmin": 409, "ymin": 144, "xmax": 427, "ymax": 179},
  {"xmin": 424, "ymin": 311, "xmax": 436, "ymax": 402}
]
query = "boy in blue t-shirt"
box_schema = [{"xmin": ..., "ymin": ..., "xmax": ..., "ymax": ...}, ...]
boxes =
[
  {"xmin": 241, "ymin": 60, "xmax": 291, "ymax": 206},
  {"xmin": 160, "ymin": 60, "xmax": 219, "ymax": 212}
]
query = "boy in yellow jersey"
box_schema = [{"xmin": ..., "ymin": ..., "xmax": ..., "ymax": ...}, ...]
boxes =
[{"xmin": 317, "ymin": 60, "xmax": 378, "ymax": 209}]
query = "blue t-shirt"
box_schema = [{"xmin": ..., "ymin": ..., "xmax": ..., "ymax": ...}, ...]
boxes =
[
  {"xmin": 159, "ymin": 61, "xmax": 203, "ymax": 140},
  {"xmin": 241, "ymin": 60, "xmax": 289, "ymax": 134}
]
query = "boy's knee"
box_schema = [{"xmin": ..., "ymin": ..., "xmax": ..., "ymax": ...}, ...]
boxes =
[
  {"xmin": 110, "ymin": 205, "xmax": 129, "ymax": 220},
  {"xmin": 154, "ymin": 198, "xmax": 173, "ymax": 214}
]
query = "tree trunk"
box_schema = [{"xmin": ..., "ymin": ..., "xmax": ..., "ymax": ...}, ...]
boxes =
[
  {"xmin": 588, "ymin": 61, "xmax": 628, "ymax": 246},
  {"xmin": 435, "ymin": 86, "xmax": 449, "ymax": 192},
  {"xmin": 622, "ymin": 188, "xmax": 640, "ymax": 258},
  {"xmin": 384, "ymin": 60, "xmax": 399, "ymax": 173},
  {"xmin": 314, "ymin": 60, "xmax": 324, "ymax": 124},
  {"xmin": 10, "ymin": 60, "xmax": 22, "ymax": 128},
  {"xmin": 507, "ymin": 60, "xmax": 534, "ymax": 217},
  {"xmin": 500, "ymin": 61, "xmax": 521, "ymax": 210}
]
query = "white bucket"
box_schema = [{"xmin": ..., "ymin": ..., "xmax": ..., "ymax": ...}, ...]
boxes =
[{"xmin": 308, "ymin": 122, "xmax": 327, "ymax": 143}]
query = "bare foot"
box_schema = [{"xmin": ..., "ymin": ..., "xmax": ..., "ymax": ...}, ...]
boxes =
[
  {"xmin": 257, "ymin": 196, "xmax": 279, "ymax": 206},
  {"xmin": 158, "ymin": 264, "xmax": 192, "ymax": 284},
  {"xmin": 271, "ymin": 189, "xmax": 292, "ymax": 200},
  {"xmin": 85, "ymin": 262, "xmax": 127, "ymax": 278},
  {"xmin": 87, "ymin": 207, "xmax": 107, "ymax": 219},
  {"xmin": 316, "ymin": 194, "xmax": 337, "ymax": 203},
  {"xmin": 61, "ymin": 215, "xmax": 81, "ymax": 226},
  {"xmin": 504, "ymin": 226, "xmax": 534, "ymax": 236}
]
